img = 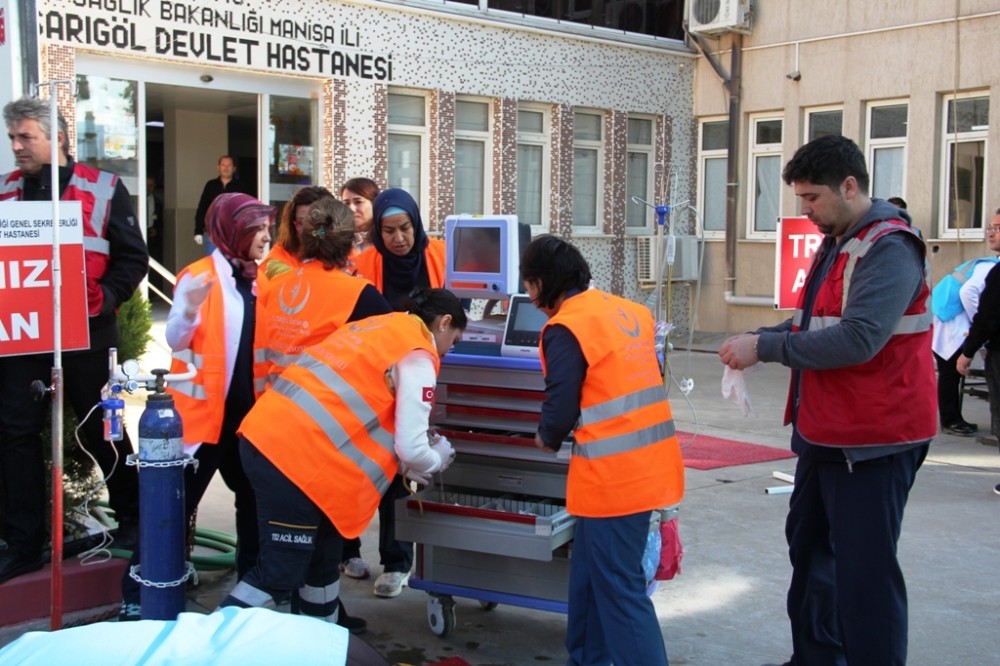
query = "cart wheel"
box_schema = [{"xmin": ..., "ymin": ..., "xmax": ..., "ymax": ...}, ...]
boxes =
[
  {"xmin": 427, "ymin": 595, "xmax": 456, "ymax": 637},
  {"xmin": 478, "ymin": 601, "xmax": 498, "ymax": 611}
]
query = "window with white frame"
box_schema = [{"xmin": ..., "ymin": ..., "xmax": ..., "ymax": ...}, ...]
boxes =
[
  {"xmin": 941, "ymin": 93, "xmax": 990, "ymax": 235},
  {"xmin": 626, "ymin": 116, "xmax": 655, "ymax": 231},
  {"xmin": 454, "ymin": 99, "xmax": 492, "ymax": 215},
  {"xmin": 387, "ymin": 92, "xmax": 428, "ymax": 208},
  {"xmin": 806, "ymin": 108, "xmax": 843, "ymax": 142},
  {"xmin": 748, "ymin": 116, "xmax": 783, "ymax": 236},
  {"xmin": 572, "ymin": 111, "xmax": 604, "ymax": 230},
  {"xmin": 866, "ymin": 102, "xmax": 908, "ymax": 201},
  {"xmin": 698, "ymin": 119, "xmax": 728, "ymax": 238},
  {"xmin": 516, "ymin": 106, "xmax": 550, "ymax": 230}
]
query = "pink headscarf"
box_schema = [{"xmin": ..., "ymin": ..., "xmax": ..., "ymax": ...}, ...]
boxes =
[{"xmin": 206, "ymin": 193, "xmax": 276, "ymax": 280}]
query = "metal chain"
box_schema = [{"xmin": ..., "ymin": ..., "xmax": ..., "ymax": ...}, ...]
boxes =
[
  {"xmin": 126, "ymin": 453, "xmax": 199, "ymax": 472},
  {"xmin": 128, "ymin": 561, "xmax": 199, "ymax": 589}
]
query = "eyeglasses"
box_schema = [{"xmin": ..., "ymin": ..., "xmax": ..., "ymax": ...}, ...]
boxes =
[{"xmin": 986, "ymin": 226, "xmax": 1000, "ymax": 235}]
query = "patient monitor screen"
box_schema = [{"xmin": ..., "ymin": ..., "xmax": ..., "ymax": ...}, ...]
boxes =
[{"xmin": 453, "ymin": 227, "xmax": 502, "ymax": 273}]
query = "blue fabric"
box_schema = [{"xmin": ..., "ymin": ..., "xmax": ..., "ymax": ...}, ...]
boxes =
[
  {"xmin": 931, "ymin": 256, "xmax": 999, "ymax": 321},
  {"xmin": 0, "ymin": 607, "xmax": 349, "ymax": 665},
  {"xmin": 785, "ymin": 443, "xmax": 927, "ymax": 666},
  {"xmin": 566, "ymin": 512, "xmax": 668, "ymax": 666}
]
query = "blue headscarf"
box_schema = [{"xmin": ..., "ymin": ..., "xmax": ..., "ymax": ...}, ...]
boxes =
[{"xmin": 371, "ymin": 188, "xmax": 431, "ymax": 310}]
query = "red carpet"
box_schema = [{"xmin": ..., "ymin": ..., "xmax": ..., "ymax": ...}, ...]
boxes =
[{"xmin": 678, "ymin": 431, "xmax": 795, "ymax": 470}]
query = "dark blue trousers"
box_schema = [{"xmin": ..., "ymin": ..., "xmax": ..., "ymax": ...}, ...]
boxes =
[
  {"xmin": 785, "ymin": 443, "xmax": 927, "ymax": 666},
  {"xmin": 566, "ymin": 511, "xmax": 668, "ymax": 666}
]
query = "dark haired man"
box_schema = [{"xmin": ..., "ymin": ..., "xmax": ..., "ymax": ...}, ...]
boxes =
[{"xmin": 719, "ymin": 135, "xmax": 935, "ymax": 666}]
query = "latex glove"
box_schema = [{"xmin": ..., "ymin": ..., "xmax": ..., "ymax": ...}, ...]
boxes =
[
  {"xmin": 721, "ymin": 364, "xmax": 757, "ymax": 416},
  {"xmin": 193, "ymin": 234, "xmax": 204, "ymax": 245},
  {"xmin": 430, "ymin": 436, "xmax": 456, "ymax": 472},
  {"xmin": 403, "ymin": 466, "xmax": 432, "ymax": 486},
  {"xmin": 183, "ymin": 273, "xmax": 213, "ymax": 318}
]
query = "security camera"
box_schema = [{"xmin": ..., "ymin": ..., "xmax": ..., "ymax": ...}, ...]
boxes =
[{"xmin": 786, "ymin": 70, "xmax": 801, "ymax": 81}]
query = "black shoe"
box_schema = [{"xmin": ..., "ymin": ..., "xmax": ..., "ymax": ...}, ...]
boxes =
[
  {"xmin": 943, "ymin": 422, "xmax": 977, "ymax": 437},
  {"xmin": 337, "ymin": 599, "xmax": 367, "ymax": 635},
  {"xmin": 0, "ymin": 549, "xmax": 45, "ymax": 585}
]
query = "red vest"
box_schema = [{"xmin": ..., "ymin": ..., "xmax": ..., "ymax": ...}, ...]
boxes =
[
  {"xmin": 167, "ymin": 258, "xmax": 229, "ymax": 445},
  {"xmin": 541, "ymin": 289, "xmax": 684, "ymax": 517},
  {"xmin": 0, "ymin": 163, "xmax": 117, "ymax": 315},
  {"xmin": 239, "ymin": 313, "xmax": 439, "ymax": 538},
  {"xmin": 786, "ymin": 220, "xmax": 937, "ymax": 446}
]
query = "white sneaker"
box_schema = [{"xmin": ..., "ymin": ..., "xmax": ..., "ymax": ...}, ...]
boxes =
[
  {"xmin": 339, "ymin": 557, "xmax": 371, "ymax": 580},
  {"xmin": 373, "ymin": 571, "xmax": 410, "ymax": 598}
]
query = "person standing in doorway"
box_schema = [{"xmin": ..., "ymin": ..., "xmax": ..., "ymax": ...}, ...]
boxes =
[
  {"xmin": 194, "ymin": 155, "xmax": 249, "ymax": 255},
  {"xmin": 0, "ymin": 96, "xmax": 148, "ymax": 583},
  {"xmin": 720, "ymin": 135, "xmax": 935, "ymax": 666}
]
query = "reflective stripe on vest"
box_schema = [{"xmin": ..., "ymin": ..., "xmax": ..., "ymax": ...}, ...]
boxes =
[
  {"xmin": 572, "ymin": 418, "xmax": 677, "ymax": 460},
  {"xmin": 272, "ymin": 353, "xmax": 394, "ymax": 495},
  {"xmin": 169, "ymin": 348, "xmax": 208, "ymax": 400},
  {"xmin": 70, "ymin": 169, "xmax": 117, "ymax": 242},
  {"xmin": 803, "ymin": 311, "xmax": 932, "ymax": 335}
]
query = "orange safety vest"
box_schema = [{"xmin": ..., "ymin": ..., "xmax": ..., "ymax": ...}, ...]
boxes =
[
  {"xmin": 166, "ymin": 257, "xmax": 229, "ymax": 445},
  {"xmin": 541, "ymin": 289, "xmax": 684, "ymax": 517},
  {"xmin": 0, "ymin": 163, "xmax": 117, "ymax": 316},
  {"xmin": 239, "ymin": 313, "xmax": 439, "ymax": 538},
  {"xmin": 253, "ymin": 262, "xmax": 371, "ymax": 397},
  {"xmin": 786, "ymin": 220, "xmax": 937, "ymax": 446},
  {"xmin": 257, "ymin": 242, "xmax": 300, "ymax": 293},
  {"xmin": 352, "ymin": 238, "xmax": 446, "ymax": 292}
]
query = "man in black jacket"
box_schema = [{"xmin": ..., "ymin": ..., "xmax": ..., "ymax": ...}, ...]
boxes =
[
  {"xmin": 194, "ymin": 155, "xmax": 248, "ymax": 254},
  {"xmin": 0, "ymin": 96, "xmax": 148, "ymax": 583}
]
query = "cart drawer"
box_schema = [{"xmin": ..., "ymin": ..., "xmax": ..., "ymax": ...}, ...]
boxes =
[{"xmin": 396, "ymin": 486, "xmax": 576, "ymax": 562}]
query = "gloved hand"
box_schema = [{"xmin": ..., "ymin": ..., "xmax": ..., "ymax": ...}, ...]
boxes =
[
  {"xmin": 403, "ymin": 466, "xmax": 432, "ymax": 486},
  {"xmin": 183, "ymin": 273, "xmax": 213, "ymax": 318},
  {"xmin": 430, "ymin": 436, "xmax": 456, "ymax": 473},
  {"xmin": 193, "ymin": 234, "xmax": 204, "ymax": 245}
]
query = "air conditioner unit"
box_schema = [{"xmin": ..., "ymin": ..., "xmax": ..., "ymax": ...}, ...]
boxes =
[
  {"xmin": 637, "ymin": 235, "xmax": 700, "ymax": 284},
  {"xmin": 687, "ymin": 0, "xmax": 752, "ymax": 36}
]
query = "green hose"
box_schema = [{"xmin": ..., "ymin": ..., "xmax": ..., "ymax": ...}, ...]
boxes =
[{"xmin": 96, "ymin": 502, "xmax": 238, "ymax": 572}]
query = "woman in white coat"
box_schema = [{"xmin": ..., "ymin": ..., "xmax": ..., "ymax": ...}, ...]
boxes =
[{"xmin": 119, "ymin": 192, "xmax": 274, "ymax": 620}]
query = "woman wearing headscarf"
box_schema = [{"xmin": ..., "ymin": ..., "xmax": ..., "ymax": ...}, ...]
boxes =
[
  {"xmin": 350, "ymin": 188, "xmax": 447, "ymax": 597},
  {"xmin": 221, "ymin": 289, "xmax": 466, "ymax": 629},
  {"xmin": 120, "ymin": 193, "xmax": 274, "ymax": 620},
  {"xmin": 340, "ymin": 177, "xmax": 380, "ymax": 255},
  {"xmin": 352, "ymin": 188, "xmax": 446, "ymax": 311}
]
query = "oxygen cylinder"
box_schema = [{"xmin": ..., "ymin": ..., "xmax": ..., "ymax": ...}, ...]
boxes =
[{"xmin": 136, "ymin": 372, "xmax": 186, "ymax": 620}]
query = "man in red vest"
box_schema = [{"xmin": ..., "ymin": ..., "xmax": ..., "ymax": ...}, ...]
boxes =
[
  {"xmin": 0, "ymin": 96, "xmax": 148, "ymax": 583},
  {"xmin": 720, "ymin": 135, "xmax": 935, "ymax": 666}
]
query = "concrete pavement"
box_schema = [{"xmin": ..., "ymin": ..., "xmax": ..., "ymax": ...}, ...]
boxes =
[{"xmin": 4, "ymin": 314, "xmax": 998, "ymax": 665}]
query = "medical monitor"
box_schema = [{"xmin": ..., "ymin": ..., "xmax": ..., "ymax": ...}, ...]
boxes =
[
  {"xmin": 445, "ymin": 215, "xmax": 523, "ymax": 300},
  {"xmin": 500, "ymin": 294, "xmax": 547, "ymax": 358}
]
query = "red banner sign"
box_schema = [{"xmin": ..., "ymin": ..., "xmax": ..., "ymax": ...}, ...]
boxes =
[
  {"xmin": 774, "ymin": 216, "xmax": 824, "ymax": 310},
  {"xmin": 0, "ymin": 201, "xmax": 89, "ymax": 356}
]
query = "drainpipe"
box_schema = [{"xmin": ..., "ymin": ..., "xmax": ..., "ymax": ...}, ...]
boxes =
[
  {"xmin": 690, "ymin": 32, "xmax": 771, "ymax": 307},
  {"xmin": 17, "ymin": 0, "xmax": 40, "ymax": 94}
]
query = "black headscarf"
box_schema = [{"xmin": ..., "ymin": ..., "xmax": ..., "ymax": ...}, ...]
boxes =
[{"xmin": 371, "ymin": 188, "xmax": 431, "ymax": 310}]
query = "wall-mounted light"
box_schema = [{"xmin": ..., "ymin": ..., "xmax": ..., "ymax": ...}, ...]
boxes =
[{"xmin": 200, "ymin": 74, "xmax": 214, "ymax": 83}]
